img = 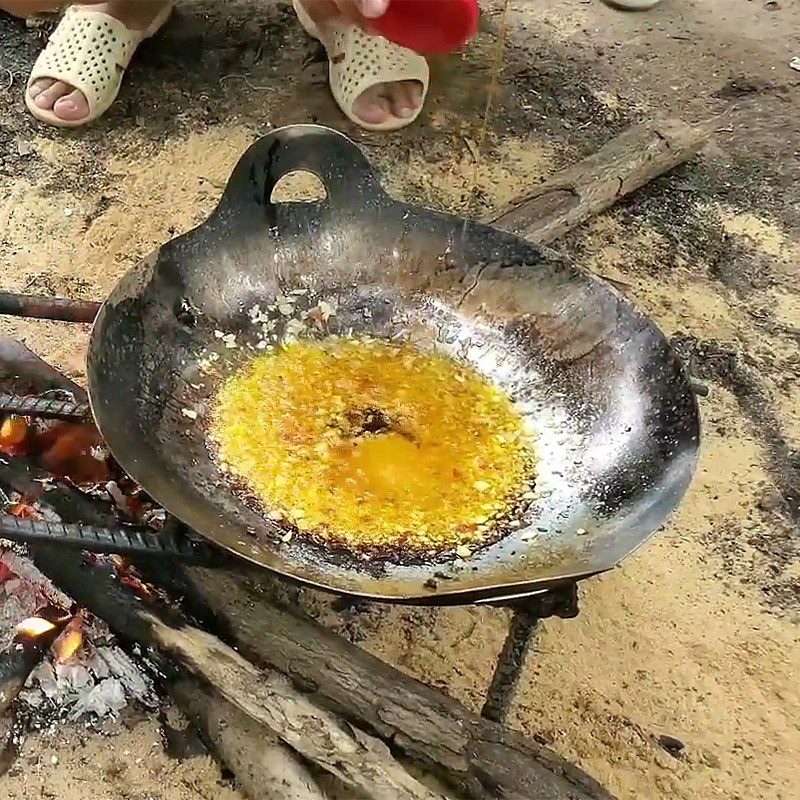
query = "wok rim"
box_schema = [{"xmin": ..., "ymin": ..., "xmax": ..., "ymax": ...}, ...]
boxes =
[{"xmin": 87, "ymin": 124, "xmax": 702, "ymax": 604}]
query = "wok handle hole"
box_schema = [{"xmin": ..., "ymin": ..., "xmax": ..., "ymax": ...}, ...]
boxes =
[{"xmin": 269, "ymin": 171, "xmax": 327, "ymax": 205}]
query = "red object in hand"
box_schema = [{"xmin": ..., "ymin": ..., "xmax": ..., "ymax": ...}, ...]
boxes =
[{"xmin": 372, "ymin": 0, "xmax": 480, "ymax": 54}]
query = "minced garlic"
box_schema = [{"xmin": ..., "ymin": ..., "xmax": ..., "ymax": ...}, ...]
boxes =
[{"xmin": 208, "ymin": 338, "xmax": 533, "ymax": 553}]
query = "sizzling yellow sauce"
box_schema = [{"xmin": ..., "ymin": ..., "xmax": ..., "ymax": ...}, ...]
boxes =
[{"xmin": 209, "ymin": 338, "xmax": 533, "ymax": 553}]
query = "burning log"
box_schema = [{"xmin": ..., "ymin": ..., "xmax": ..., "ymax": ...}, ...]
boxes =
[
  {"xmin": 1, "ymin": 444, "xmax": 615, "ymax": 800},
  {"xmin": 11, "ymin": 476, "xmax": 614, "ymax": 800},
  {"xmin": 1, "ymin": 534, "xmax": 76, "ymax": 725},
  {"xmin": 20, "ymin": 518, "xmax": 616, "ymax": 800},
  {"xmin": 27, "ymin": 545, "xmax": 449, "ymax": 800},
  {"xmin": 0, "ymin": 614, "xmax": 66, "ymax": 716}
]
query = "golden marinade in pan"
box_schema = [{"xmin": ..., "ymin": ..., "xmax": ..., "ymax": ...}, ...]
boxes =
[{"xmin": 208, "ymin": 338, "xmax": 534, "ymax": 554}]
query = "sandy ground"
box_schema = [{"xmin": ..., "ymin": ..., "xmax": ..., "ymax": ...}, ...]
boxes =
[{"xmin": 1, "ymin": 0, "xmax": 799, "ymax": 799}]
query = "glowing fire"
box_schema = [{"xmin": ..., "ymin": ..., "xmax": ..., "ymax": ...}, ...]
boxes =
[
  {"xmin": 15, "ymin": 616, "xmax": 56, "ymax": 638},
  {"xmin": 0, "ymin": 416, "xmax": 28, "ymax": 450},
  {"xmin": 14, "ymin": 614, "xmax": 85, "ymax": 661},
  {"xmin": 8, "ymin": 501, "xmax": 40, "ymax": 519},
  {"xmin": 37, "ymin": 421, "xmax": 110, "ymax": 485},
  {"xmin": 112, "ymin": 556, "xmax": 154, "ymax": 598},
  {"xmin": 54, "ymin": 627, "xmax": 84, "ymax": 663}
]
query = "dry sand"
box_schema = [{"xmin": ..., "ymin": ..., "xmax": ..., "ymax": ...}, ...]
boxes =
[{"xmin": 0, "ymin": 0, "xmax": 798, "ymax": 798}]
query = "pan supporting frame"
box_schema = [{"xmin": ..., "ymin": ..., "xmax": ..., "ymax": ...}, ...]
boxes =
[{"xmin": 480, "ymin": 583, "xmax": 578, "ymax": 722}]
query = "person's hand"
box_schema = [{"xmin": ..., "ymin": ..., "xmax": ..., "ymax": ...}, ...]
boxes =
[{"xmin": 297, "ymin": 0, "xmax": 389, "ymax": 32}]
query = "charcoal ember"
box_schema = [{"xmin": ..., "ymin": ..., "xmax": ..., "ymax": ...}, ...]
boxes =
[
  {"xmin": 105, "ymin": 480, "xmax": 129, "ymax": 512},
  {"xmin": 81, "ymin": 613, "xmax": 114, "ymax": 646},
  {"xmin": 35, "ymin": 504, "xmax": 63, "ymax": 523},
  {"xmin": 17, "ymin": 686, "xmax": 44, "ymax": 708},
  {"xmin": 35, "ymin": 422, "xmax": 111, "ymax": 485},
  {"xmin": 2, "ymin": 579, "xmax": 46, "ymax": 617}
]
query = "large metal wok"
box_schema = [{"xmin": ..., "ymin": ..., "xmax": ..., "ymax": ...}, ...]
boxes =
[{"xmin": 86, "ymin": 124, "xmax": 700, "ymax": 604}]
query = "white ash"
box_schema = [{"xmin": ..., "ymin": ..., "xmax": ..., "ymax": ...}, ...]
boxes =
[
  {"xmin": 1, "ymin": 548, "xmax": 159, "ymax": 728},
  {"xmin": 90, "ymin": 444, "xmax": 110, "ymax": 462},
  {"xmin": 141, "ymin": 507, "xmax": 166, "ymax": 528},
  {"xmin": 20, "ymin": 643, "xmax": 158, "ymax": 726},
  {"xmin": 104, "ymin": 480, "xmax": 129, "ymax": 512}
]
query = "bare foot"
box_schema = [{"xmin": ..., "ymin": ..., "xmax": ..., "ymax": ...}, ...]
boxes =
[
  {"xmin": 27, "ymin": 0, "xmax": 169, "ymax": 123},
  {"xmin": 351, "ymin": 79, "xmax": 423, "ymax": 126}
]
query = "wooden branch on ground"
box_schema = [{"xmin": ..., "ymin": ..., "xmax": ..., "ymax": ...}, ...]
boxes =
[
  {"xmin": 490, "ymin": 117, "xmax": 711, "ymax": 243},
  {"xmin": 172, "ymin": 679, "xmax": 333, "ymax": 800},
  {"xmin": 181, "ymin": 569, "xmax": 614, "ymax": 800}
]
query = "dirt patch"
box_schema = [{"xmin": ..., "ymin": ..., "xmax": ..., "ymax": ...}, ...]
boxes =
[{"xmin": 1, "ymin": 711, "xmax": 245, "ymax": 800}]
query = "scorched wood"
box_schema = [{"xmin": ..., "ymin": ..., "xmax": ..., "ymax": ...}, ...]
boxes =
[{"xmin": 181, "ymin": 568, "xmax": 615, "ymax": 800}]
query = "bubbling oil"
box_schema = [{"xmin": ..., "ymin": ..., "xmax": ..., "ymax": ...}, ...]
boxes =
[{"xmin": 208, "ymin": 338, "xmax": 534, "ymax": 553}]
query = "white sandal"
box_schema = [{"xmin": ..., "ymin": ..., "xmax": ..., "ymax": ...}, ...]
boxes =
[
  {"xmin": 293, "ymin": 0, "xmax": 429, "ymax": 132},
  {"xmin": 25, "ymin": 3, "xmax": 172, "ymax": 128}
]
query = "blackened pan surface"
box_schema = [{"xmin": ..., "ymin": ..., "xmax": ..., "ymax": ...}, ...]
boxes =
[{"xmin": 87, "ymin": 125, "xmax": 700, "ymax": 604}]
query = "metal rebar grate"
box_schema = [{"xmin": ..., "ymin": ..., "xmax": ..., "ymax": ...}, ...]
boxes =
[
  {"xmin": 0, "ymin": 394, "xmax": 90, "ymax": 422},
  {"xmin": 0, "ymin": 515, "xmax": 220, "ymax": 565}
]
